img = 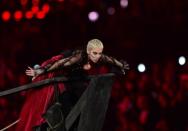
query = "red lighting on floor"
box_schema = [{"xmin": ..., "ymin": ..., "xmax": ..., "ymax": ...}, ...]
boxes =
[
  {"xmin": 14, "ymin": 11, "xmax": 23, "ymax": 21},
  {"xmin": 2, "ymin": 11, "xmax": 11, "ymax": 21}
]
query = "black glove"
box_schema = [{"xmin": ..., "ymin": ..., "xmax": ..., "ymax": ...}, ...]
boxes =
[{"xmin": 120, "ymin": 60, "xmax": 130, "ymax": 75}]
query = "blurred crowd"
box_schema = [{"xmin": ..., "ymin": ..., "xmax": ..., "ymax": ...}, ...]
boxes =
[{"xmin": 104, "ymin": 62, "xmax": 188, "ymax": 131}]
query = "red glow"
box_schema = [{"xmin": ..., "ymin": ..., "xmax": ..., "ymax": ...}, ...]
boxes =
[
  {"xmin": 32, "ymin": 0, "xmax": 40, "ymax": 5},
  {"xmin": 36, "ymin": 11, "xmax": 45, "ymax": 19},
  {"xmin": 25, "ymin": 11, "xmax": 33, "ymax": 19},
  {"xmin": 31, "ymin": 6, "xmax": 39, "ymax": 14},
  {"xmin": 58, "ymin": 0, "xmax": 64, "ymax": 2},
  {"xmin": 14, "ymin": 11, "xmax": 23, "ymax": 21},
  {"xmin": 42, "ymin": 3, "xmax": 50, "ymax": 13},
  {"xmin": 2, "ymin": 11, "xmax": 11, "ymax": 21}
]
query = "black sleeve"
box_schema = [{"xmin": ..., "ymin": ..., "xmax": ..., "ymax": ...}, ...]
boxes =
[
  {"xmin": 100, "ymin": 54, "xmax": 129, "ymax": 75},
  {"xmin": 46, "ymin": 50, "xmax": 83, "ymax": 72}
]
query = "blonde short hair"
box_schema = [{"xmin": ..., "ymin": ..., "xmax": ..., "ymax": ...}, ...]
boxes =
[{"xmin": 87, "ymin": 39, "xmax": 104, "ymax": 52}]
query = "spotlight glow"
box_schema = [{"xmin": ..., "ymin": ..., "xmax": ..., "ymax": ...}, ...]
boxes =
[
  {"xmin": 137, "ymin": 63, "xmax": 146, "ymax": 73},
  {"xmin": 88, "ymin": 11, "xmax": 99, "ymax": 22},
  {"xmin": 178, "ymin": 56, "xmax": 186, "ymax": 65},
  {"xmin": 120, "ymin": 0, "xmax": 128, "ymax": 8}
]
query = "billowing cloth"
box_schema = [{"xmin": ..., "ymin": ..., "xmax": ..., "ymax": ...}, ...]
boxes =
[{"xmin": 15, "ymin": 54, "xmax": 65, "ymax": 131}]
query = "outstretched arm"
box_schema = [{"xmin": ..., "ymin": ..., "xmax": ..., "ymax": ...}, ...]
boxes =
[
  {"xmin": 46, "ymin": 50, "xmax": 82, "ymax": 72},
  {"xmin": 46, "ymin": 54, "xmax": 81, "ymax": 72},
  {"xmin": 101, "ymin": 55, "xmax": 129, "ymax": 75},
  {"xmin": 25, "ymin": 50, "xmax": 82, "ymax": 78}
]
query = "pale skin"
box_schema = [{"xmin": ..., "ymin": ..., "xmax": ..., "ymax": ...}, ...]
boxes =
[
  {"xmin": 25, "ymin": 66, "xmax": 35, "ymax": 77},
  {"xmin": 25, "ymin": 47, "xmax": 103, "ymax": 79},
  {"xmin": 25, "ymin": 66, "xmax": 37, "ymax": 80},
  {"xmin": 84, "ymin": 47, "xmax": 103, "ymax": 70}
]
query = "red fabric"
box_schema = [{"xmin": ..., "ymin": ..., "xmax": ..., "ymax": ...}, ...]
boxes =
[
  {"xmin": 40, "ymin": 54, "xmax": 64, "ymax": 67},
  {"xmin": 15, "ymin": 54, "xmax": 65, "ymax": 131}
]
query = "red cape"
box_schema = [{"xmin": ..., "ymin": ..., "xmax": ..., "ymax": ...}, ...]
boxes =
[{"xmin": 15, "ymin": 54, "xmax": 65, "ymax": 131}]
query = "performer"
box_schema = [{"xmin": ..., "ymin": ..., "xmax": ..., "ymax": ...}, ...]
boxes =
[{"xmin": 15, "ymin": 39, "xmax": 129, "ymax": 131}]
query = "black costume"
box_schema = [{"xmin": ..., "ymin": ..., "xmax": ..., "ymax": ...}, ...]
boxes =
[{"xmin": 16, "ymin": 49, "xmax": 129, "ymax": 131}]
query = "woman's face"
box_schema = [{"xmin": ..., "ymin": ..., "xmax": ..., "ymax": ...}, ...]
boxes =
[{"xmin": 88, "ymin": 47, "xmax": 103, "ymax": 63}]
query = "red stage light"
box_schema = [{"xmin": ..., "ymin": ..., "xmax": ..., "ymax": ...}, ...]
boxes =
[
  {"xmin": 14, "ymin": 11, "xmax": 23, "ymax": 21},
  {"xmin": 42, "ymin": 3, "xmax": 50, "ymax": 13},
  {"xmin": 25, "ymin": 11, "xmax": 33, "ymax": 19},
  {"xmin": 36, "ymin": 11, "xmax": 45, "ymax": 19},
  {"xmin": 31, "ymin": 6, "xmax": 39, "ymax": 14},
  {"xmin": 2, "ymin": 11, "xmax": 11, "ymax": 21}
]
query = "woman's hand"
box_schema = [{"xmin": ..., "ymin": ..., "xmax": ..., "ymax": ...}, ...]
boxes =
[
  {"xmin": 25, "ymin": 66, "xmax": 35, "ymax": 77},
  {"xmin": 26, "ymin": 65, "xmax": 45, "ymax": 81},
  {"xmin": 25, "ymin": 66, "xmax": 37, "ymax": 80}
]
